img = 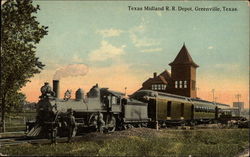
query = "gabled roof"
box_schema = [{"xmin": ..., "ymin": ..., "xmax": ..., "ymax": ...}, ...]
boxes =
[
  {"xmin": 159, "ymin": 70, "xmax": 171, "ymax": 81},
  {"xmin": 142, "ymin": 70, "xmax": 171, "ymax": 85},
  {"xmin": 158, "ymin": 75, "xmax": 168, "ymax": 84},
  {"xmin": 142, "ymin": 78, "xmax": 153, "ymax": 86},
  {"xmin": 169, "ymin": 44, "xmax": 199, "ymax": 68}
]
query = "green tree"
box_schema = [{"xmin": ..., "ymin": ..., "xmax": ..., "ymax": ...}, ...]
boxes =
[
  {"xmin": 1, "ymin": 0, "xmax": 48, "ymax": 132},
  {"xmin": 5, "ymin": 91, "xmax": 26, "ymax": 114}
]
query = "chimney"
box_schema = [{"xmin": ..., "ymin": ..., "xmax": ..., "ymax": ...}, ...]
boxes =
[
  {"xmin": 153, "ymin": 72, "xmax": 157, "ymax": 78},
  {"xmin": 53, "ymin": 80, "xmax": 60, "ymax": 98}
]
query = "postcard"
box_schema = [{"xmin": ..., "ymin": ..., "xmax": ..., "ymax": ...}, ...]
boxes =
[{"xmin": 1, "ymin": 0, "xmax": 249, "ymax": 156}]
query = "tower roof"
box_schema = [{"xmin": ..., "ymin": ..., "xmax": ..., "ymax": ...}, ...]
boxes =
[{"xmin": 169, "ymin": 44, "xmax": 199, "ymax": 68}]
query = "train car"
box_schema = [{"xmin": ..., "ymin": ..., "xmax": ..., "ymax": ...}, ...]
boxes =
[
  {"xmin": 131, "ymin": 90, "xmax": 193, "ymax": 126},
  {"xmin": 130, "ymin": 90, "xmax": 233, "ymax": 126},
  {"xmin": 26, "ymin": 80, "xmax": 150, "ymax": 139},
  {"xmin": 190, "ymin": 98, "xmax": 217, "ymax": 123}
]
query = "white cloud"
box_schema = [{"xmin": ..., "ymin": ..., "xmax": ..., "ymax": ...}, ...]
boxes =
[
  {"xmin": 129, "ymin": 19, "xmax": 160, "ymax": 48},
  {"xmin": 88, "ymin": 40, "xmax": 126, "ymax": 61},
  {"xmin": 208, "ymin": 46, "xmax": 214, "ymax": 49},
  {"xmin": 130, "ymin": 24, "xmax": 145, "ymax": 33},
  {"xmin": 140, "ymin": 48, "xmax": 162, "ymax": 53},
  {"xmin": 130, "ymin": 33, "xmax": 159, "ymax": 48},
  {"xmin": 96, "ymin": 28, "xmax": 124, "ymax": 38}
]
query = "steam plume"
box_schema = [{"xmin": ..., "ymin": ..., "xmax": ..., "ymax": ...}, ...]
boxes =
[{"xmin": 53, "ymin": 64, "xmax": 89, "ymax": 80}]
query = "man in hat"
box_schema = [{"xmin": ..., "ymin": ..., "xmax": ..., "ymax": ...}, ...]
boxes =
[
  {"xmin": 40, "ymin": 82, "xmax": 55, "ymax": 98},
  {"xmin": 67, "ymin": 109, "xmax": 76, "ymax": 142}
]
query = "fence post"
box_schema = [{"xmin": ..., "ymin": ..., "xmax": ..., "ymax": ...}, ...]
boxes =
[{"xmin": 156, "ymin": 121, "xmax": 159, "ymax": 130}]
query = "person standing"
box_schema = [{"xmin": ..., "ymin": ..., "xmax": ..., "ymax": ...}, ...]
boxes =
[
  {"xmin": 67, "ymin": 109, "xmax": 76, "ymax": 142},
  {"xmin": 51, "ymin": 125, "xmax": 57, "ymax": 144}
]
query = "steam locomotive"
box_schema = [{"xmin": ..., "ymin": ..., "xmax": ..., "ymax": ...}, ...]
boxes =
[
  {"xmin": 26, "ymin": 80, "xmax": 150, "ymax": 138},
  {"xmin": 26, "ymin": 80, "xmax": 237, "ymax": 139}
]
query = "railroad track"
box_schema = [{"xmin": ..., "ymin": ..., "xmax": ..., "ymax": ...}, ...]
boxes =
[
  {"xmin": 0, "ymin": 135, "xmax": 90, "ymax": 146},
  {"xmin": 0, "ymin": 124, "xmax": 246, "ymax": 146}
]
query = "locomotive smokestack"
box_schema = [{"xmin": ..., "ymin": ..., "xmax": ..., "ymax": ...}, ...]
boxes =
[{"xmin": 53, "ymin": 80, "xmax": 60, "ymax": 98}]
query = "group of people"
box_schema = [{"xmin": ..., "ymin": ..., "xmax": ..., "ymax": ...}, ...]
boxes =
[{"xmin": 50, "ymin": 108, "xmax": 76, "ymax": 144}]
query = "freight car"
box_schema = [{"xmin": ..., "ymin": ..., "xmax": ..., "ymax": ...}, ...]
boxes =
[
  {"xmin": 130, "ymin": 90, "xmax": 234, "ymax": 127},
  {"xmin": 26, "ymin": 80, "xmax": 150, "ymax": 139}
]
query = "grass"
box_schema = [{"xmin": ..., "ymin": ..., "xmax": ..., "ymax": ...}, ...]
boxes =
[{"xmin": 0, "ymin": 128, "xmax": 249, "ymax": 156}]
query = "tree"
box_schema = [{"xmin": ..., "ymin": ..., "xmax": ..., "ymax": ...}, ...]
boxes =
[
  {"xmin": 5, "ymin": 91, "xmax": 26, "ymax": 114},
  {"xmin": 0, "ymin": 0, "xmax": 48, "ymax": 132}
]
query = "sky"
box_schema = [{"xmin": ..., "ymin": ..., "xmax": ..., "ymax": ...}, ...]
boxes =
[{"xmin": 21, "ymin": 1, "xmax": 249, "ymax": 108}]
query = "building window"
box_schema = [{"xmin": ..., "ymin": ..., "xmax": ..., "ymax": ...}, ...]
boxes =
[
  {"xmin": 152, "ymin": 84, "xmax": 167, "ymax": 91},
  {"xmin": 184, "ymin": 80, "xmax": 187, "ymax": 88},
  {"xmin": 179, "ymin": 81, "xmax": 183, "ymax": 88},
  {"xmin": 163, "ymin": 84, "xmax": 167, "ymax": 90},
  {"xmin": 192, "ymin": 80, "xmax": 196, "ymax": 90},
  {"xmin": 175, "ymin": 81, "xmax": 178, "ymax": 88}
]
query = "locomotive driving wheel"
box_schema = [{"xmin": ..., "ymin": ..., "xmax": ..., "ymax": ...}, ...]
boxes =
[
  {"xmin": 105, "ymin": 114, "xmax": 116, "ymax": 133},
  {"xmin": 88, "ymin": 113, "xmax": 99, "ymax": 131}
]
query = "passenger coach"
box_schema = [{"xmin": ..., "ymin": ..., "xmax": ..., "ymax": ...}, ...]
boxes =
[{"xmin": 131, "ymin": 90, "xmax": 232, "ymax": 127}]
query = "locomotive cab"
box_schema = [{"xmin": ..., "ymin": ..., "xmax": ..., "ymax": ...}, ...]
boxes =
[{"xmin": 99, "ymin": 88, "xmax": 124, "ymax": 113}]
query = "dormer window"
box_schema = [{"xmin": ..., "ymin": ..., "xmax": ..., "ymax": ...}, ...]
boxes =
[
  {"xmin": 152, "ymin": 84, "xmax": 167, "ymax": 91},
  {"xmin": 151, "ymin": 84, "xmax": 155, "ymax": 90}
]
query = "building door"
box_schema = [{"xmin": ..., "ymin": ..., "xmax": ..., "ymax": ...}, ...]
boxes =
[
  {"xmin": 167, "ymin": 101, "xmax": 172, "ymax": 117},
  {"xmin": 191, "ymin": 104, "xmax": 194, "ymax": 120},
  {"xmin": 181, "ymin": 103, "xmax": 184, "ymax": 118},
  {"xmin": 148, "ymin": 99, "xmax": 156, "ymax": 121}
]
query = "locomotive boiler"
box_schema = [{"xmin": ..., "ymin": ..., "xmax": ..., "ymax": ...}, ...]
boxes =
[{"xmin": 26, "ymin": 80, "xmax": 150, "ymax": 138}]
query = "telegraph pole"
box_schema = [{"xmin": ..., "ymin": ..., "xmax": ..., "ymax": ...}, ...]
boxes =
[
  {"xmin": 124, "ymin": 87, "xmax": 127, "ymax": 97},
  {"xmin": 211, "ymin": 89, "xmax": 215, "ymax": 102},
  {"xmin": 235, "ymin": 94, "xmax": 241, "ymax": 116},
  {"xmin": 214, "ymin": 97, "xmax": 218, "ymax": 103}
]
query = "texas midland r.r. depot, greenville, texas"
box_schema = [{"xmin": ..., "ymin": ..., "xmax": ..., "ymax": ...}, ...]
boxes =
[{"xmin": 128, "ymin": 6, "xmax": 238, "ymax": 12}]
